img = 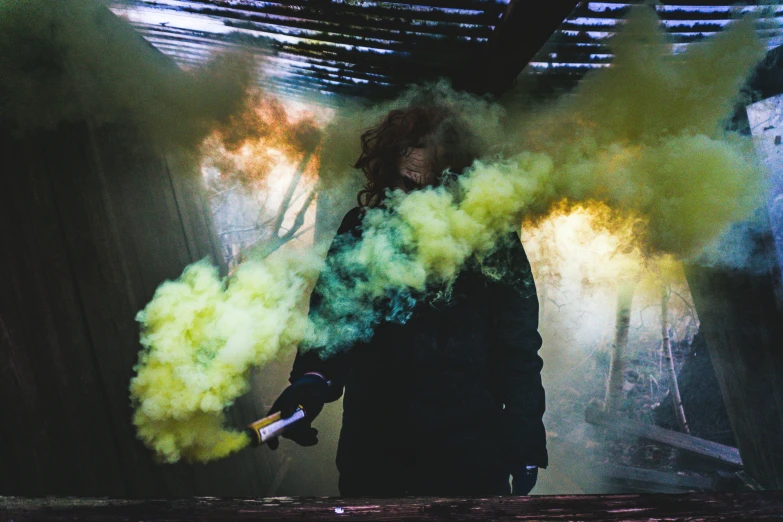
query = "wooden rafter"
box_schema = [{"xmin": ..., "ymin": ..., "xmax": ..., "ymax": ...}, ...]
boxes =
[{"xmin": 458, "ymin": 0, "xmax": 581, "ymax": 95}]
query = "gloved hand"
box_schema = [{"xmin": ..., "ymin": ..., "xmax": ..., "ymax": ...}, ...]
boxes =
[
  {"xmin": 511, "ymin": 465, "xmax": 538, "ymax": 495},
  {"xmin": 266, "ymin": 373, "xmax": 331, "ymax": 450}
]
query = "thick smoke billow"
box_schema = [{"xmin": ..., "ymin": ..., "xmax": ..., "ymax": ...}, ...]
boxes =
[
  {"xmin": 132, "ymin": 253, "xmax": 321, "ymax": 462},
  {"xmin": 520, "ymin": 200, "xmax": 689, "ymax": 374},
  {"xmin": 520, "ymin": 202, "xmax": 698, "ymax": 495},
  {"xmin": 0, "ymin": 0, "xmax": 255, "ymax": 149},
  {"xmin": 204, "ymin": 89, "xmax": 324, "ymax": 190},
  {"xmin": 131, "ymin": 7, "xmax": 770, "ymax": 462},
  {"xmin": 507, "ymin": 7, "xmax": 767, "ymax": 256},
  {"xmin": 305, "ymin": 152, "xmax": 551, "ymax": 356}
]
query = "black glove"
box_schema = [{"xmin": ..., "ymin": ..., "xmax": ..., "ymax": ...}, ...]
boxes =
[
  {"xmin": 266, "ymin": 374, "xmax": 331, "ymax": 450},
  {"xmin": 511, "ymin": 466, "xmax": 538, "ymax": 495}
]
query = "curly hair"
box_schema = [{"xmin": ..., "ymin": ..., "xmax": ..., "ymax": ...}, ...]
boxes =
[{"xmin": 354, "ymin": 106, "xmax": 482, "ymax": 208}]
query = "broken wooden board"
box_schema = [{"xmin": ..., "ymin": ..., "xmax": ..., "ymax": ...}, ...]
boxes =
[
  {"xmin": 3, "ymin": 492, "xmax": 783, "ymax": 521},
  {"xmin": 585, "ymin": 402, "xmax": 743, "ymax": 468},
  {"xmin": 594, "ymin": 463, "xmax": 716, "ymax": 494}
]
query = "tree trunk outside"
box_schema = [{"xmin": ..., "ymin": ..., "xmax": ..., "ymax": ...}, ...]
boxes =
[
  {"xmin": 662, "ymin": 286, "xmax": 690, "ymax": 434},
  {"xmin": 604, "ymin": 282, "xmax": 635, "ymax": 412}
]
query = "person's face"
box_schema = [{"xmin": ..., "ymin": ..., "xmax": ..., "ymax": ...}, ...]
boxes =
[{"xmin": 396, "ymin": 143, "xmax": 446, "ymax": 193}]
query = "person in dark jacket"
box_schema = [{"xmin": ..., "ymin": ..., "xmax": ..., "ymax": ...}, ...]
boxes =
[{"xmin": 266, "ymin": 105, "xmax": 547, "ymax": 497}]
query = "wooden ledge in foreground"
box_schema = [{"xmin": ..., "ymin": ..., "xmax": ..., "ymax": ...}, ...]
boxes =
[{"xmin": 2, "ymin": 492, "xmax": 783, "ymax": 521}]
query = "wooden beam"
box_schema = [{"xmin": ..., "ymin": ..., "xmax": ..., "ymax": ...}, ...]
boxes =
[
  {"xmin": 226, "ymin": 18, "xmax": 486, "ymax": 56},
  {"xmin": 4, "ymin": 492, "xmax": 783, "ymax": 521},
  {"xmin": 457, "ymin": 0, "xmax": 580, "ymax": 96},
  {"xmin": 568, "ymin": 2, "xmax": 783, "ymax": 21},
  {"xmin": 286, "ymin": 64, "xmax": 396, "ymax": 86},
  {"xmin": 272, "ymin": 41, "xmax": 466, "ymax": 80},
  {"xmin": 180, "ymin": 4, "xmax": 495, "ymax": 39},
  {"xmin": 557, "ymin": 20, "xmax": 727, "ymax": 33},
  {"xmin": 180, "ymin": 0, "xmax": 507, "ymax": 24},
  {"xmin": 585, "ymin": 401, "xmax": 743, "ymax": 468}
]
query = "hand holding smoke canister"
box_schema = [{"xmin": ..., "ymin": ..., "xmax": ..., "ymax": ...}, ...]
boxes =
[
  {"xmin": 246, "ymin": 373, "xmax": 332, "ymax": 447},
  {"xmin": 245, "ymin": 407, "xmax": 307, "ymax": 446}
]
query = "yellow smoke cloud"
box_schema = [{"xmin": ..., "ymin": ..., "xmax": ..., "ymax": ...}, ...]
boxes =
[
  {"xmin": 522, "ymin": 200, "xmax": 683, "ymax": 301},
  {"xmin": 511, "ymin": 8, "xmax": 767, "ymax": 256},
  {"xmin": 131, "ymin": 253, "xmax": 320, "ymax": 462},
  {"xmin": 523, "ymin": 201, "xmax": 649, "ymax": 286},
  {"xmin": 131, "ymin": 7, "xmax": 770, "ymax": 462}
]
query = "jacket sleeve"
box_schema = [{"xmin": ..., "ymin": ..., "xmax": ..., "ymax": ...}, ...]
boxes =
[
  {"xmin": 486, "ymin": 232, "xmax": 548, "ymax": 469},
  {"xmin": 289, "ymin": 207, "xmax": 364, "ymax": 402}
]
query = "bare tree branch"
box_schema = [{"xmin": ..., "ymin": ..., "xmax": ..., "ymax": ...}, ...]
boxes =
[
  {"xmin": 280, "ymin": 189, "xmax": 318, "ymax": 242},
  {"xmin": 662, "ymin": 285, "xmax": 690, "ymax": 434},
  {"xmin": 219, "ymin": 226, "xmax": 264, "ymax": 236},
  {"xmin": 241, "ymin": 189, "xmax": 318, "ymax": 260},
  {"xmin": 604, "ymin": 282, "xmax": 635, "ymax": 413},
  {"xmin": 288, "ymin": 224, "xmax": 315, "ymax": 242},
  {"xmin": 670, "ymin": 288, "xmax": 699, "ymax": 327},
  {"xmin": 270, "ymin": 150, "xmax": 314, "ymax": 237},
  {"xmin": 208, "ymin": 182, "xmax": 241, "ymax": 199}
]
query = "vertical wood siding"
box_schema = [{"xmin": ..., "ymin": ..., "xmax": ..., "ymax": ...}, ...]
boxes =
[
  {"xmin": 685, "ymin": 241, "xmax": 783, "ymax": 490},
  {"xmin": 0, "ymin": 121, "xmax": 272, "ymax": 497}
]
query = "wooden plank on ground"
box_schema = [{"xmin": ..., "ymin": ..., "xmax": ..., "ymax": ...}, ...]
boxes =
[
  {"xmin": 585, "ymin": 402, "xmax": 743, "ymax": 468},
  {"xmin": 594, "ymin": 463, "xmax": 715, "ymax": 493},
  {"xmin": 2, "ymin": 492, "xmax": 783, "ymax": 521}
]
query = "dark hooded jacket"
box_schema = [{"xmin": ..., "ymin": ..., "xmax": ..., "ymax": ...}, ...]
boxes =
[{"xmin": 291, "ymin": 207, "xmax": 547, "ymax": 494}]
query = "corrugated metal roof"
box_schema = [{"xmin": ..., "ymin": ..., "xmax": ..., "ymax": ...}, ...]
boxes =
[{"xmin": 111, "ymin": 1, "xmax": 783, "ymax": 103}]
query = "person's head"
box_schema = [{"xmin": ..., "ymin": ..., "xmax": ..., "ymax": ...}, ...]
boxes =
[{"xmin": 354, "ymin": 105, "xmax": 482, "ymax": 208}]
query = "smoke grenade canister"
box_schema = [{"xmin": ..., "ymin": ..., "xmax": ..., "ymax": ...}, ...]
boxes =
[{"xmin": 245, "ymin": 406, "xmax": 306, "ymax": 446}]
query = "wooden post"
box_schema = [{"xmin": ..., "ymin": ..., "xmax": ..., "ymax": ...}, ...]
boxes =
[{"xmin": 458, "ymin": 0, "xmax": 581, "ymax": 96}]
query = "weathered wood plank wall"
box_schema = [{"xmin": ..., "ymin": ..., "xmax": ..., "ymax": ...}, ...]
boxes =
[
  {"xmin": 685, "ymin": 255, "xmax": 783, "ymax": 491},
  {"xmin": 0, "ymin": 121, "xmax": 272, "ymax": 497},
  {"xmin": 677, "ymin": 55, "xmax": 783, "ymax": 490}
]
